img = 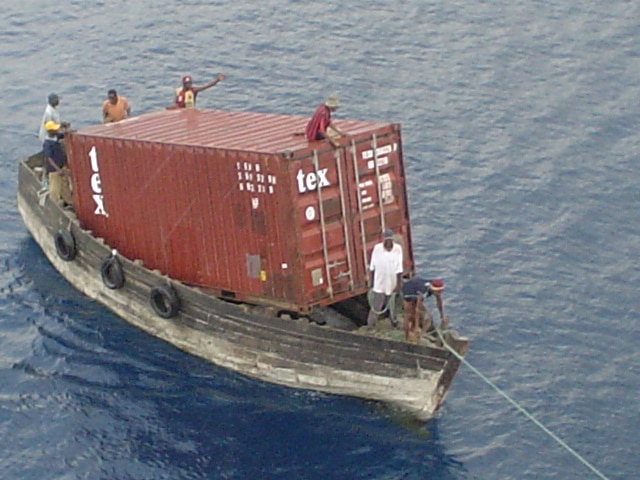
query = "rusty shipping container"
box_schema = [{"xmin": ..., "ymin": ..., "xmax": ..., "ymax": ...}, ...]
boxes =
[{"xmin": 65, "ymin": 109, "xmax": 414, "ymax": 312}]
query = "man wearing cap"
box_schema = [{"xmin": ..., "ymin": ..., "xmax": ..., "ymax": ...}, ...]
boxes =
[
  {"xmin": 171, "ymin": 73, "xmax": 226, "ymax": 109},
  {"xmin": 42, "ymin": 121, "xmax": 73, "ymax": 207},
  {"xmin": 401, "ymin": 277, "xmax": 449, "ymax": 342},
  {"xmin": 366, "ymin": 229, "xmax": 404, "ymax": 329},
  {"xmin": 38, "ymin": 93, "xmax": 69, "ymax": 143},
  {"xmin": 305, "ymin": 96, "xmax": 345, "ymax": 147},
  {"xmin": 102, "ymin": 89, "xmax": 131, "ymax": 123}
]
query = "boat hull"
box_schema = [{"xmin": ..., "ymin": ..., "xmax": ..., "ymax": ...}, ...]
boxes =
[{"xmin": 17, "ymin": 155, "xmax": 468, "ymax": 420}]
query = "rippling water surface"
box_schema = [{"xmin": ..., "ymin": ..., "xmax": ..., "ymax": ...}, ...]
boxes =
[{"xmin": 1, "ymin": 1, "xmax": 639, "ymax": 479}]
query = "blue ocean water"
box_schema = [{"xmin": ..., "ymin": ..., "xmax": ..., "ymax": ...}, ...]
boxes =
[{"xmin": 1, "ymin": 1, "xmax": 638, "ymax": 478}]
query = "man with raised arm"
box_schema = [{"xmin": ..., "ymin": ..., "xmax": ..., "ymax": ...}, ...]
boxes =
[{"xmin": 170, "ymin": 73, "xmax": 226, "ymax": 109}]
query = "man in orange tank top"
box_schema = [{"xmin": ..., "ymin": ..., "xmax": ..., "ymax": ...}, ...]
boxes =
[{"xmin": 102, "ymin": 89, "xmax": 131, "ymax": 123}]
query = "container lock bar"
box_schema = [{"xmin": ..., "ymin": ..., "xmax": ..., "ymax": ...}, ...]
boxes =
[
  {"xmin": 334, "ymin": 148, "xmax": 354, "ymax": 290},
  {"xmin": 351, "ymin": 139, "xmax": 369, "ymax": 285},
  {"xmin": 372, "ymin": 133, "xmax": 386, "ymax": 232},
  {"xmin": 312, "ymin": 150, "xmax": 333, "ymax": 297}
]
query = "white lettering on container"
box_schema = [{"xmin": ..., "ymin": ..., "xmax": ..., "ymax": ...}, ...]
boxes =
[
  {"xmin": 305, "ymin": 206, "xmax": 316, "ymax": 221},
  {"xmin": 367, "ymin": 156, "xmax": 389, "ymax": 170},
  {"xmin": 362, "ymin": 144, "xmax": 394, "ymax": 160},
  {"xmin": 379, "ymin": 173, "xmax": 394, "ymax": 205},
  {"xmin": 236, "ymin": 162, "xmax": 275, "ymax": 195},
  {"xmin": 88, "ymin": 146, "xmax": 108, "ymax": 217},
  {"xmin": 90, "ymin": 173, "xmax": 102, "ymax": 193},
  {"xmin": 296, "ymin": 168, "xmax": 330, "ymax": 193}
]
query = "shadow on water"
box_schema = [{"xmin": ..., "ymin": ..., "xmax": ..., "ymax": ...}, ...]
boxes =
[{"xmin": 5, "ymin": 237, "xmax": 469, "ymax": 480}]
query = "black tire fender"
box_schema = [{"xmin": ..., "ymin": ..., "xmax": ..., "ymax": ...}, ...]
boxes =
[
  {"xmin": 54, "ymin": 229, "xmax": 77, "ymax": 261},
  {"xmin": 149, "ymin": 284, "xmax": 180, "ymax": 318},
  {"xmin": 101, "ymin": 255, "xmax": 125, "ymax": 290}
]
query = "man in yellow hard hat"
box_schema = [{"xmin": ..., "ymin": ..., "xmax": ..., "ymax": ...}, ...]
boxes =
[{"xmin": 42, "ymin": 121, "xmax": 73, "ymax": 207}]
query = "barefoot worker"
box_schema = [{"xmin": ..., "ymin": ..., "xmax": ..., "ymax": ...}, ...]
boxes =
[{"xmin": 401, "ymin": 277, "xmax": 449, "ymax": 341}]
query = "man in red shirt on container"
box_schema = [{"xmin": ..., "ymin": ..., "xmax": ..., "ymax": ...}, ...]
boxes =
[
  {"xmin": 170, "ymin": 73, "xmax": 226, "ymax": 109},
  {"xmin": 305, "ymin": 96, "xmax": 345, "ymax": 147}
]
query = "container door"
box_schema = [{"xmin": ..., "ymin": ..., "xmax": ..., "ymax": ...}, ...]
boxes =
[
  {"xmin": 296, "ymin": 147, "xmax": 361, "ymax": 304},
  {"xmin": 342, "ymin": 129, "xmax": 414, "ymax": 285},
  {"xmin": 297, "ymin": 127, "xmax": 412, "ymax": 306}
]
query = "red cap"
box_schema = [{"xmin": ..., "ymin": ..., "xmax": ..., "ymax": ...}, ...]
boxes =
[
  {"xmin": 428, "ymin": 279, "xmax": 445, "ymax": 291},
  {"xmin": 182, "ymin": 75, "xmax": 192, "ymax": 84}
]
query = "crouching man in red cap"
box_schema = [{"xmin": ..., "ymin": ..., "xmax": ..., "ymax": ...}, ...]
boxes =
[
  {"xmin": 169, "ymin": 73, "xmax": 226, "ymax": 109},
  {"xmin": 401, "ymin": 277, "xmax": 449, "ymax": 342}
]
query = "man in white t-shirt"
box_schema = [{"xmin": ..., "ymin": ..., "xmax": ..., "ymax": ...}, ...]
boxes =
[
  {"xmin": 38, "ymin": 93, "xmax": 69, "ymax": 144},
  {"xmin": 366, "ymin": 229, "xmax": 403, "ymax": 329}
]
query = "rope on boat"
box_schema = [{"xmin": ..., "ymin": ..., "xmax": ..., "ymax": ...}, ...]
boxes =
[
  {"xmin": 366, "ymin": 289, "xmax": 398, "ymax": 315},
  {"xmin": 437, "ymin": 330, "xmax": 611, "ymax": 480}
]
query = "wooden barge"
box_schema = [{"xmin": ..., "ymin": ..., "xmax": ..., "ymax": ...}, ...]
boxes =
[{"xmin": 17, "ymin": 108, "xmax": 469, "ymax": 419}]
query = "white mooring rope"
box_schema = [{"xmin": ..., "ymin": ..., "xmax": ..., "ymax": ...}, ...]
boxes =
[{"xmin": 438, "ymin": 331, "xmax": 611, "ymax": 480}]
